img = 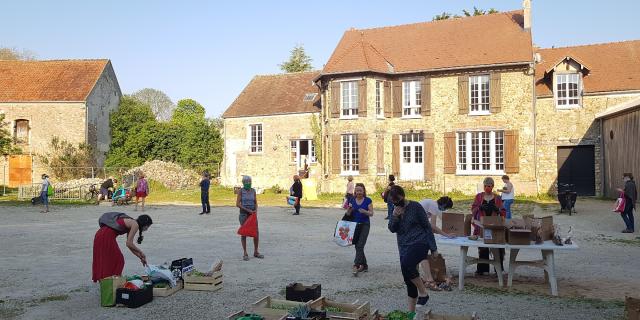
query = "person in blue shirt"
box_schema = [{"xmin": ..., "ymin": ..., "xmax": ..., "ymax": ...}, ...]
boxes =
[
  {"xmin": 345, "ymin": 183, "xmax": 374, "ymax": 276},
  {"xmin": 199, "ymin": 172, "xmax": 211, "ymax": 215}
]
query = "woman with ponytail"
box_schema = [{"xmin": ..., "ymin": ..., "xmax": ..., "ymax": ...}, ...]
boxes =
[{"xmin": 92, "ymin": 212, "xmax": 153, "ymax": 282}]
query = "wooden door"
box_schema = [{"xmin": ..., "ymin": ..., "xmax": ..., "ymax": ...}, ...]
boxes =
[{"xmin": 9, "ymin": 155, "xmax": 32, "ymax": 187}]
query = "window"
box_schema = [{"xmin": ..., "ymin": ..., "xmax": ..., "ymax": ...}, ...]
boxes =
[
  {"xmin": 341, "ymin": 81, "xmax": 358, "ymax": 117},
  {"xmin": 14, "ymin": 119, "xmax": 29, "ymax": 144},
  {"xmin": 375, "ymin": 80, "xmax": 384, "ymax": 117},
  {"xmin": 556, "ymin": 73, "xmax": 580, "ymax": 107},
  {"xmin": 456, "ymin": 131, "xmax": 504, "ymax": 174},
  {"xmin": 290, "ymin": 140, "xmax": 317, "ymax": 163},
  {"xmin": 402, "ymin": 80, "xmax": 421, "ymax": 117},
  {"xmin": 249, "ymin": 124, "xmax": 262, "ymax": 153},
  {"xmin": 303, "ymin": 93, "xmax": 317, "ymax": 102},
  {"xmin": 290, "ymin": 140, "xmax": 297, "ymax": 162},
  {"xmin": 469, "ymin": 75, "xmax": 490, "ymax": 114},
  {"xmin": 341, "ymin": 134, "xmax": 359, "ymax": 173}
]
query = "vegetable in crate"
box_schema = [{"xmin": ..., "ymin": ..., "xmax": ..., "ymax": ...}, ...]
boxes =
[
  {"xmin": 287, "ymin": 304, "xmax": 311, "ymax": 318},
  {"xmin": 386, "ymin": 310, "xmax": 416, "ymax": 320}
]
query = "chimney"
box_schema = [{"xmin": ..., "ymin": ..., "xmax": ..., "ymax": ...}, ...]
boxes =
[{"xmin": 523, "ymin": 0, "xmax": 532, "ymax": 29}]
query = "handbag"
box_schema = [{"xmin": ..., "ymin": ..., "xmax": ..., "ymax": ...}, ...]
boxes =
[
  {"xmin": 334, "ymin": 219, "xmax": 357, "ymax": 247},
  {"xmin": 237, "ymin": 212, "xmax": 258, "ymax": 238},
  {"xmin": 613, "ymin": 192, "xmax": 626, "ymax": 213}
]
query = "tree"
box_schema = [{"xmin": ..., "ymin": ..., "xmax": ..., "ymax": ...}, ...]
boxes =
[
  {"xmin": 0, "ymin": 47, "xmax": 36, "ymax": 60},
  {"xmin": 105, "ymin": 96, "xmax": 156, "ymax": 168},
  {"xmin": 279, "ymin": 45, "xmax": 313, "ymax": 73},
  {"xmin": 131, "ymin": 88, "xmax": 176, "ymax": 121},
  {"xmin": 0, "ymin": 114, "xmax": 20, "ymax": 155},
  {"xmin": 433, "ymin": 7, "xmax": 498, "ymax": 21},
  {"xmin": 39, "ymin": 137, "xmax": 96, "ymax": 180},
  {"xmin": 433, "ymin": 12, "xmax": 454, "ymax": 20},
  {"xmin": 171, "ymin": 99, "xmax": 206, "ymax": 124}
]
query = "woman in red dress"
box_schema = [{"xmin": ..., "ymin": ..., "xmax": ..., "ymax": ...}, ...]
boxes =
[
  {"xmin": 471, "ymin": 177, "xmax": 506, "ymax": 275},
  {"xmin": 92, "ymin": 213, "xmax": 153, "ymax": 282}
]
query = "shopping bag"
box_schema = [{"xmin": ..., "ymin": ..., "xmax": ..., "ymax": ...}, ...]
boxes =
[
  {"xmin": 342, "ymin": 198, "xmax": 349, "ymax": 210},
  {"xmin": 613, "ymin": 192, "xmax": 626, "ymax": 213},
  {"xmin": 100, "ymin": 276, "xmax": 125, "ymax": 307},
  {"xmin": 287, "ymin": 196, "xmax": 298, "ymax": 206},
  {"xmin": 334, "ymin": 220, "xmax": 357, "ymax": 247},
  {"xmin": 428, "ymin": 254, "xmax": 447, "ymax": 282},
  {"xmin": 238, "ymin": 212, "xmax": 258, "ymax": 238}
]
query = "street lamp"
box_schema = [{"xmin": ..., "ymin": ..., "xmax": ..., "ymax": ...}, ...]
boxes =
[{"xmin": 2, "ymin": 153, "xmax": 8, "ymax": 196}]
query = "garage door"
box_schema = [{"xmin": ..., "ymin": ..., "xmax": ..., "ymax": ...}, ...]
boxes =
[{"xmin": 557, "ymin": 146, "xmax": 595, "ymax": 196}]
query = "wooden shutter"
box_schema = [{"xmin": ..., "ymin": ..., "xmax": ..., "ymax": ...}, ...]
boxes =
[
  {"xmin": 392, "ymin": 134, "xmax": 400, "ymax": 176},
  {"xmin": 383, "ymin": 81, "xmax": 392, "ymax": 118},
  {"xmin": 358, "ymin": 79, "xmax": 367, "ymax": 118},
  {"xmin": 458, "ymin": 75, "xmax": 469, "ymax": 115},
  {"xmin": 421, "ymin": 77, "xmax": 431, "ymax": 116},
  {"xmin": 424, "ymin": 132, "xmax": 435, "ymax": 180},
  {"xmin": 490, "ymin": 72, "xmax": 502, "ymax": 113},
  {"xmin": 331, "ymin": 82, "xmax": 341, "ymax": 118},
  {"xmin": 392, "ymin": 81, "xmax": 402, "ymax": 118},
  {"xmin": 332, "ymin": 135, "xmax": 341, "ymax": 174},
  {"xmin": 443, "ymin": 132, "xmax": 456, "ymax": 174},
  {"xmin": 358, "ymin": 134, "xmax": 368, "ymax": 174},
  {"xmin": 504, "ymin": 130, "xmax": 519, "ymax": 173},
  {"xmin": 376, "ymin": 135, "xmax": 385, "ymax": 174}
]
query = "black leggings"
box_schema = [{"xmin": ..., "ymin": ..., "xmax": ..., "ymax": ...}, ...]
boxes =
[{"xmin": 400, "ymin": 243, "xmax": 429, "ymax": 298}]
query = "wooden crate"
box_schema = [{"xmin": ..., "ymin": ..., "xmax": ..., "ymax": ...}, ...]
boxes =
[
  {"xmin": 183, "ymin": 271, "xmax": 223, "ymax": 292},
  {"xmin": 628, "ymin": 296, "xmax": 640, "ymax": 320},
  {"xmin": 309, "ymin": 297, "xmax": 370, "ymax": 319},
  {"xmin": 227, "ymin": 310, "xmax": 286, "ymax": 320},
  {"xmin": 152, "ymin": 280, "xmax": 183, "ymax": 297}
]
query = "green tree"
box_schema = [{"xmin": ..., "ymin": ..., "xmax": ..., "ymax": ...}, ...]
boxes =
[
  {"xmin": 105, "ymin": 96, "xmax": 156, "ymax": 168},
  {"xmin": 279, "ymin": 45, "xmax": 313, "ymax": 73},
  {"xmin": 433, "ymin": 12, "xmax": 454, "ymax": 20},
  {"xmin": 0, "ymin": 114, "xmax": 20, "ymax": 155},
  {"xmin": 433, "ymin": 7, "xmax": 498, "ymax": 21},
  {"xmin": 171, "ymin": 99, "xmax": 206, "ymax": 124},
  {"xmin": 39, "ymin": 137, "xmax": 96, "ymax": 180}
]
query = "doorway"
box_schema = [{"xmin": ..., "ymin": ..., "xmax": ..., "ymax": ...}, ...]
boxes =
[
  {"xmin": 290, "ymin": 139, "xmax": 315, "ymax": 171},
  {"xmin": 557, "ymin": 145, "xmax": 595, "ymax": 196},
  {"xmin": 400, "ymin": 133, "xmax": 424, "ymax": 181}
]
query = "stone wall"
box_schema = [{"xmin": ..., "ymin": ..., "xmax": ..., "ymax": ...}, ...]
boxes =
[
  {"xmin": 535, "ymin": 93, "xmax": 640, "ymax": 195},
  {"xmin": 321, "ymin": 69, "xmax": 538, "ymax": 196},
  {"xmin": 221, "ymin": 113, "xmax": 321, "ymax": 190}
]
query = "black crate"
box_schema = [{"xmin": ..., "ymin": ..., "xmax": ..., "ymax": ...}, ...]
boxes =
[
  {"xmin": 116, "ymin": 285, "xmax": 153, "ymax": 308},
  {"xmin": 285, "ymin": 283, "xmax": 321, "ymax": 302},
  {"xmin": 170, "ymin": 258, "xmax": 194, "ymax": 279}
]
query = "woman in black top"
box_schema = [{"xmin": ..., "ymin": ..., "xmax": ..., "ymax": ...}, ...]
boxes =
[
  {"xmin": 388, "ymin": 185, "xmax": 437, "ymax": 312},
  {"xmin": 291, "ymin": 175, "xmax": 303, "ymax": 215},
  {"xmin": 617, "ymin": 173, "xmax": 637, "ymax": 233}
]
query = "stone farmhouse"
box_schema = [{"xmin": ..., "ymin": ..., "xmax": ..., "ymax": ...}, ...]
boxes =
[
  {"xmin": 222, "ymin": 2, "xmax": 640, "ymax": 196},
  {"xmin": 0, "ymin": 59, "xmax": 121, "ymax": 186}
]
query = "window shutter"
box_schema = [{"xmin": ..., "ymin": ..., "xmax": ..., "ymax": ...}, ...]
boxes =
[
  {"xmin": 392, "ymin": 134, "xmax": 400, "ymax": 176},
  {"xmin": 424, "ymin": 132, "xmax": 435, "ymax": 180},
  {"xmin": 358, "ymin": 134, "xmax": 368, "ymax": 174},
  {"xmin": 332, "ymin": 135, "xmax": 341, "ymax": 174},
  {"xmin": 331, "ymin": 82, "xmax": 340, "ymax": 118},
  {"xmin": 458, "ymin": 75, "xmax": 469, "ymax": 115},
  {"xmin": 504, "ymin": 130, "xmax": 519, "ymax": 173},
  {"xmin": 376, "ymin": 135, "xmax": 385, "ymax": 174},
  {"xmin": 443, "ymin": 132, "xmax": 456, "ymax": 174},
  {"xmin": 490, "ymin": 72, "xmax": 502, "ymax": 113},
  {"xmin": 358, "ymin": 79, "xmax": 367, "ymax": 118},
  {"xmin": 383, "ymin": 81, "xmax": 392, "ymax": 118},
  {"xmin": 421, "ymin": 77, "xmax": 431, "ymax": 116},
  {"xmin": 392, "ymin": 81, "xmax": 402, "ymax": 118}
]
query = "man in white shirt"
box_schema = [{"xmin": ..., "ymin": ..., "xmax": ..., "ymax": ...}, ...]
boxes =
[{"xmin": 418, "ymin": 196, "xmax": 454, "ymax": 289}]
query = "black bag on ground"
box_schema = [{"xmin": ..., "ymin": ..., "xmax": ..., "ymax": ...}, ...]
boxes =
[
  {"xmin": 116, "ymin": 285, "xmax": 153, "ymax": 308},
  {"xmin": 31, "ymin": 195, "xmax": 43, "ymax": 205}
]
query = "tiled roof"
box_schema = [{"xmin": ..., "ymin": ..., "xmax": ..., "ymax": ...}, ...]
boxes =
[
  {"xmin": 535, "ymin": 40, "xmax": 640, "ymax": 96},
  {"xmin": 322, "ymin": 10, "xmax": 533, "ymax": 75},
  {"xmin": 222, "ymin": 71, "xmax": 321, "ymax": 118},
  {"xmin": 0, "ymin": 59, "xmax": 109, "ymax": 102}
]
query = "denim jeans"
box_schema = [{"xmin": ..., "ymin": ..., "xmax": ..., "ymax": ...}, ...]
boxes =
[
  {"xmin": 386, "ymin": 202, "xmax": 395, "ymax": 219},
  {"xmin": 503, "ymin": 199, "xmax": 514, "ymax": 219},
  {"xmin": 621, "ymin": 202, "xmax": 635, "ymax": 231},
  {"xmin": 201, "ymin": 192, "xmax": 210, "ymax": 213}
]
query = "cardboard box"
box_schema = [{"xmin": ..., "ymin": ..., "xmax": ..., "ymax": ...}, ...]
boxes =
[
  {"xmin": 286, "ymin": 282, "xmax": 321, "ymax": 302},
  {"xmin": 481, "ymin": 216, "xmax": 506, "ymax": 244},
  {"xmin": 524, "ymin": 215, "xmax": 554, "ymax": 240},
  {"xmin": 442, "ymin": 212, "xmax": 467, "ymax": 237},
  {"xmin": 627, "ymin": 296, "xmax": 640, "ymax": 320},
  {"xmin": 508, "ymin": 229, "xmax": 532, "ymax": 245},
  {"xmin": 464, "ymin": 214, "xmax": 472, "ymax": 237}
]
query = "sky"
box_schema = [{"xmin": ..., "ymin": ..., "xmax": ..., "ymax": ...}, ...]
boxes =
[{"xmin": 1, "ymin": 0, "xmax": 639, "ymax": 118}]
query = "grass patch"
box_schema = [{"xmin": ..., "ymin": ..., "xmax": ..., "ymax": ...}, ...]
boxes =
[
  {"xmin": 606, "ymin": 237, "xmax": 640, "ymax": 247},
  {"xmin": 37, "ymin": 294, "xmax": 68, "ymax": 303}
]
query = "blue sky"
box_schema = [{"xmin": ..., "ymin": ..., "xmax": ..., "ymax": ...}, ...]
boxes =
[{"xmin": 1, "ymin": 0, "xmax": 639, "ymax": 117}]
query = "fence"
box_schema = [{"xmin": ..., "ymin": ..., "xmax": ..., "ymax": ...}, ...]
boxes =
[{"xmin": 18, "ymin": 183, "xmax": 88, "ymax": 200}]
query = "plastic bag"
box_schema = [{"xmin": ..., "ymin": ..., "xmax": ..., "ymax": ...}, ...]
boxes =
[
  {"xmin": 613, "ymin": 192, "xmax": 626, "ymax": 213},
  {"xmin": 238, "ymin": 213, "xmax": 258, "ymax": 238},
  {"xmin": 334, "ymin": 220, "xmax": 357, "ymax": 247},
  {"xmin": 145, "ymin": 264, "xmax": 176, "ymax": 287}
]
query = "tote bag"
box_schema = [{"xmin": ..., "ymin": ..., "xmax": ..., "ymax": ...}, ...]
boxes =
[
  {"xmin": 237, "ymin": 213, "xmax": 258, "ymax": 238},
  {"xmin": 613, "ymin": 192, "xmax": 626, "ymax": 213},
  {"xmin": 334, "ymin": 220, "xmax": 357, "ymax": 247}
]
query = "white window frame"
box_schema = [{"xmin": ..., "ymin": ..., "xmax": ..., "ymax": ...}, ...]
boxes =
[
  {"xmin": 555, "ymin": 73, "xmax": 581, "ymax": 109},
  {"xmin": 402, "ymin": 80, "xmax": 422, "ymax": 118},
  {"xmin": 290, "ymin": 139, "xmax": 317, "ymax": 164},
  {"xmin": 340, "ymin": 81, "xmax": 359, "ymax": 119},
  {"xmin": 375, "ymin": 80, "xmax": 384, "ymax": 118},
  {"xmin": 469, "ymin": 75, "xmax": 490, "ymax": 115},
  {"xmin": 341, "ymin": 134, "xmax": 359, "ymax": 175},
  {"xmin": 456, "ymin": 130, "xmax": 505, "ymax": 175},
  {"xmin": 248, "ymin": 124, "xmax": 263, "ymax": 154}
]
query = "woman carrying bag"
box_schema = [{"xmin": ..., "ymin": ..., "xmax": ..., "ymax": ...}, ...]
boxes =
[
  {"xmin": 345, "ymin": 183, "xmax": 374, "ymax": 276},
  {"xmin": 237, "ymin": 175, "xmax": 264, "ymax": 261}
]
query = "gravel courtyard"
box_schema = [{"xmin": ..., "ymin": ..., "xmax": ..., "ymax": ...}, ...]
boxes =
[{"xmin": 1, "ymin": 199, "xmax": 638, "ymax": 319}]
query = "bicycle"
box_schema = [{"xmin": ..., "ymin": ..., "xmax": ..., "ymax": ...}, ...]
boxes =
[{"xmin": 84, "ymin": 184, "xmax": 99, "ymax": 202}]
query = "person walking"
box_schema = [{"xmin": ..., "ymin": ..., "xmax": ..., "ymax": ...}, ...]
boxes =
[
  {"xmin": 345, "ymin": 183, "xmax": 373, "ymax": 276},
  {"xmin": 387, "ymin": 185, "xmax": 437, "ymax": 312},
  {"xmin": 617, "ymin": 173, "xmax": 637, "ymax": 233},
  {"xmin": 40, "ymin": 174, "xmax": 50, "ymax": 213},
  {"xmin": 236, "ymin": 175, "xmax": 263, "ymax": 261},
  {"xmin": 499, "ymin": 175, "xmax": 515, "ymax": 219},
  {"xmin": 383, "ymin": 175, "xmax": 396, "ymax": 220},
  {"xmin": 290, "ymin": 175, "xmax": 303, "ymax": 215},
  {"xmin": 199, "ymin": 172, "xmax": 211, "ymax": 215},
  {"xmin": 134, "ymin": 172, "xmax": 149, "ymax": 212},
  {"xmin": 471, "ymin": 177, "xmax": 506, "ymax": 275}
]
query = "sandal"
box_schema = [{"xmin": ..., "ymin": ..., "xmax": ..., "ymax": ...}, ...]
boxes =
[
  {"xmin": 424, "ymin": 280, "xmax": 442, "ymax": 291},
  {"xmin": 243, "ymin": 255, "xmax": 249, "ymax": 261},
  {"xmin": 438, "ymin": 282, "xmax": 452, "ymax": 291},
  {"xmin": 253, "ymin": 253, "xmax": 264, "ymax": 259}
]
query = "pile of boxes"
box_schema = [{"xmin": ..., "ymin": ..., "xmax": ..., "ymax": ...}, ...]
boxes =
[{"xmin": 441, "ymin": 212, "xmax": 555, "ymax": 245}]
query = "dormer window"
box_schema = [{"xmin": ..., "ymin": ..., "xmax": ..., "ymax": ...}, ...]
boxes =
[{"xmin": 555, "ymin": 73, "xmax": 581, "ymax": 108}]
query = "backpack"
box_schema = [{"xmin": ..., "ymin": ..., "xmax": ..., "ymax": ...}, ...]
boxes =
[
  {"xmin": 47, "ymin": 184, "xmax": 54, "ymax": 197},
  {"xmin": 136, "ymin": 179, "xmax": 148, "ymax": 193},
  {"xmin": 98, "ymin": 212, "xmax": 132, "ymax": 232}
]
